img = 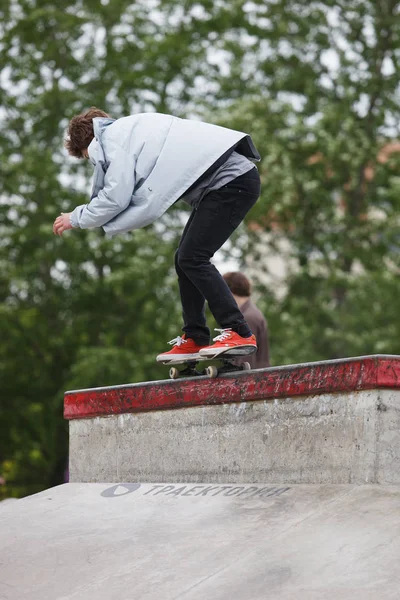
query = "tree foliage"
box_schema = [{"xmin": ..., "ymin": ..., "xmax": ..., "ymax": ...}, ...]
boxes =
[
  {"xmin": 213, "ymin": 0, "xmax": 400, "ymax": 363},
  {"xmin": 0, "ymin": 0, "xmax": 399, "ymax": 497}
]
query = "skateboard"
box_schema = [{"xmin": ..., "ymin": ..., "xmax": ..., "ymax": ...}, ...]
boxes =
[{"xmin": 161, "ymin": 352, "xmax": 254, "ymax": 380}]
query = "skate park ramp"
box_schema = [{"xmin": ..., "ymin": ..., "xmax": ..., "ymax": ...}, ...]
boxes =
[{"xmin": 1, "ymin": 481, "xmax": 400, "ymax": 600}]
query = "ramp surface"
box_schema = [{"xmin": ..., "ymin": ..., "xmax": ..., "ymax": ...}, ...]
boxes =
[{"xmin": 1, "ymin": 482, "xmax": 400, "ymax": 600}]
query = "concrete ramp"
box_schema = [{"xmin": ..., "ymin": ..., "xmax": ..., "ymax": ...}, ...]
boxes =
[{"xmin": 1, "ymin": 482, "xmax": 400, "ymax": 600}]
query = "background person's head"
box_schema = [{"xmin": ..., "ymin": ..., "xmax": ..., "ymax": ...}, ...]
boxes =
[
  {"xmin": 223, "ymin": 272, "xmax": 251, "ymax": 298},
  {"xmin": 65, "ymin": 107, "xmax": 110, "ymax": 159}
]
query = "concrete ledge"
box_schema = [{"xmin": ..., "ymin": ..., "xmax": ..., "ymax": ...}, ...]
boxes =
[
  {"xmin": 66, "ymin": 355, "xmax": 400, "ymax": 485},
  {"xmin": 69, "ymin": 388, "xmax": 400, "ymax": 484},
  {"xmin": 64, "ymin": 354, "xmax": 400, "ymax": 419}
]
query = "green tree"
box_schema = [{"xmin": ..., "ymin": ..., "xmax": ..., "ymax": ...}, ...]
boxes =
[
  {"xmin": 0, "ymin": 0, "xmax": 205, "ymax": 497},
  {"xmin": 213, "ymin": 0, "xmax": 400, "ymax": 364},
  {"xmin": 1, "ymin": 0, "xmax": 399, "ymax": 498}
]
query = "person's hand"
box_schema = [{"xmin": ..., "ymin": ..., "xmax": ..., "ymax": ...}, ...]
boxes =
[{"xmin": 53, "ymin": 212, "xmax": 73, "ymax": 236}]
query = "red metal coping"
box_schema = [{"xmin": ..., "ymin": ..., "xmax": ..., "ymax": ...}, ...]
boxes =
[{"xmin": 64, "ymin": 355, "xmax": 400, "ymax": 420}]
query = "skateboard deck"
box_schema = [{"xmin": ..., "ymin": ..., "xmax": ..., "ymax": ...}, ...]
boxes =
[{"xmin": 161, "ymin": 350, "xmax": 255, "ymax": 380}]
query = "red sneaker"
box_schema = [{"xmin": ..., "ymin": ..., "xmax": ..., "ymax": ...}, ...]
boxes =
[
  {"xmin": 199, "ymin": 329, "xmax": 257, "ymax": 358},
  {"xmin": 156, "ymin": 335, "xmax": 208, "ymax": 364}
]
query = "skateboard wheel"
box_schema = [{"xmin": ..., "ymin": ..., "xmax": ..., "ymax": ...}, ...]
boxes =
[
  {"xmin": 243, "ymin": 362, "xmax": 251, "ymax": 371},
  {"xmin": 169, "ymin": 367, "xmax": 180, "ymax": 379},
  {"xmin": 206, "ymin": 365, "xmax": 218, "ymax": 378}
]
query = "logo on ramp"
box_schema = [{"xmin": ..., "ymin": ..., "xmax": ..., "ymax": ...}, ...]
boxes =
[
  {"xmin": 100, "ymin": 482, "xmax": 291, "ymax": 500},
  {"xmin": 101, "ymin": 483, "xmax": 141, "ymax": 497}
]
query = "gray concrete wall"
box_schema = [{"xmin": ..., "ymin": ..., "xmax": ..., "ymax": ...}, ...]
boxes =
[{"xmin": 69, "ymin": 388, "xmax": 400, "ymax": 484}]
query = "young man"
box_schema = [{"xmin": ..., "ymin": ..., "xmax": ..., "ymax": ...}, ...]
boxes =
[
  {"xmin": 53, "ymin": 108, "xmax": 261, "ymax": 361},
  {"xmin": 223, "ymin": 272, "xmax": 270, "ymax": 369}
]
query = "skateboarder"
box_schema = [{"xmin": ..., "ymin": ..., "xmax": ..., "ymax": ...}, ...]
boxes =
[{"xmin": 53, "ymin": 108, "xmax": 261, "ymax": 360}]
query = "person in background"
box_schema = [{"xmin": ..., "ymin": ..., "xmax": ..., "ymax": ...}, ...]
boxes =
[{"xmin": 223, "ymin": 272, "xmax": 270, "ymax": 369}]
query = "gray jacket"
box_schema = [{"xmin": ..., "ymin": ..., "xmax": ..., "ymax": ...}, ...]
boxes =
[{"xmin": 70, "ymin": 113, "xmax": 260, "ymax": 236}]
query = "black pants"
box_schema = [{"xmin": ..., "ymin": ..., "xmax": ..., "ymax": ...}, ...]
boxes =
[{"xmin": 175, "ymin": 167, "xmax": 261, "ymax": 345}]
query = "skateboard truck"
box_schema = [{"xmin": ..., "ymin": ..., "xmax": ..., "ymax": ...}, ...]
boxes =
[{"xmin": 165, "ymin": 355, "xmax": 252, "ymax": 380}]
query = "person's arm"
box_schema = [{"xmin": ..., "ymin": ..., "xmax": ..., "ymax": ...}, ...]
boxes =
[
  {"xmin": 70, "ymin": 144, "xmax": 135, "ymax": 229},
  {"xmin": 256, "ymin": 319, "xmax": 270, "ymax": 368},
  {"xmin": 54, "ymin": 144, "xmax": 135, "ymax": 236},
  {"xmin": 101, "ymin": 197, "xmax": 162, "ymax": 236}
]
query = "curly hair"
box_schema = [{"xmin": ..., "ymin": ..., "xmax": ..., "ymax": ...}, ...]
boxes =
[
  {"xmin": 65, "ymin": 107, "xmax": 110, "ymax": 158},
  {"xmin": 223, "ymin": 272, "xmax": 252, "ymax": 297}
]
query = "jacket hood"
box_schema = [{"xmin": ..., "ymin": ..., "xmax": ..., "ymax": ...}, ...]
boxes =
[
  {"xmin": 87, "ymin": 118, "xmax": 116, "ymax": 166},
  {"xmin": 92, "ymin": 117, "xmax": 116, "ymax": 140}
]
